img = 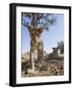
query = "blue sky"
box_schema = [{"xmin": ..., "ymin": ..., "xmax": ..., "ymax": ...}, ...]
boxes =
[{"xmin": 21, "ymin": 14, "xmax": 64, "ymax": 54}]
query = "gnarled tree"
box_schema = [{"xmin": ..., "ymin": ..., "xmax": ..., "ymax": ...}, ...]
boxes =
[{"xmin": 22, "ymin": 13, "xmax": 56, "ymax": 71}]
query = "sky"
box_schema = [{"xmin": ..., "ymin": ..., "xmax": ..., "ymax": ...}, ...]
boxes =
[{"xmin": 21, "ymin": 14, "xmax": 64, "ymax": 54}]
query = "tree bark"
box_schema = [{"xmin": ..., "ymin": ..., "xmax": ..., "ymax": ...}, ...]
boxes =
[
  {"xmin": 28, "ymin": 26, "xmax": 43, "ymax": 71},
  {"xmin": 30, "ymin": 46, "xmax": 37, "ymax": 71},
  {"xmin": 37, "ymin": 41, "xmax": 43, "ymax": 63}
]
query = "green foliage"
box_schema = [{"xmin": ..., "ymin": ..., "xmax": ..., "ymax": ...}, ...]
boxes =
[
  {"xmin": 47, "ymin": 53, "xmax": 58, "ymax": 60},
  {"xmin": 22, "ymin": 13, "xmax": 56, "ymax": 31},
  {"xmin": 57, "ymin": 41, "xmax": 64, "ymax": 53}
]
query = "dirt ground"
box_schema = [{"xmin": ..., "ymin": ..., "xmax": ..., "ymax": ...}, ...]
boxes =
[{"xmin": 21, "ymin": 59, "xmax": 64, "ymax": 77}]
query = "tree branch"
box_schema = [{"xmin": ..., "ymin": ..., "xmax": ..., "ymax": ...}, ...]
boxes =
[
  {"xmin": 35, "ymin": 14, "xmax": 44, "ymax": 26},
  {"xmin": 21, "ymin": 13, "xmax": 29, "ymax": 28},
  {"xmin": 21, "ymin": 22, "xmax": 28, "ymax": 28}
]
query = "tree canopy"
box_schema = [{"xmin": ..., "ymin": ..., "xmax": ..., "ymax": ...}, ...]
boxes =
[
  {"xmin": 22, "ymin": 13, "xmax": 56, "ymax": 31},
  {"xmin": 57, "ymin": 41, "xmax": 64, "ymax": 54}
]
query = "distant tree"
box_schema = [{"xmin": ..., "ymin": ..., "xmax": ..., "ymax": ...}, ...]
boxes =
[
  {"xmin": 22, "ymin": 13, "xmax": 56, "ymax": 71},
  {"xmin": 57, "ymin": 41, "xmax": 64, "ymax": 54}
]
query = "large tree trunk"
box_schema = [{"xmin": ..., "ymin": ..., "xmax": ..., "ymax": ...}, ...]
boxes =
[
  {"xmin": 30, "ymin": 40, "xmax": 43, "ymax": 71},
  {"xmin": 37, "ymin": 41, "xmax": 43, "ymax": 63},
  {"xmin": 30, "ymin": 41, "xmax": 38, "ymax": 71},
  {"xmin": 28, "ymin": 26, "xmax": 43, "ymax": 71},
  {"xmin": 30, "ymin": 46, "xmax": 37, "ymax": 71}
]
